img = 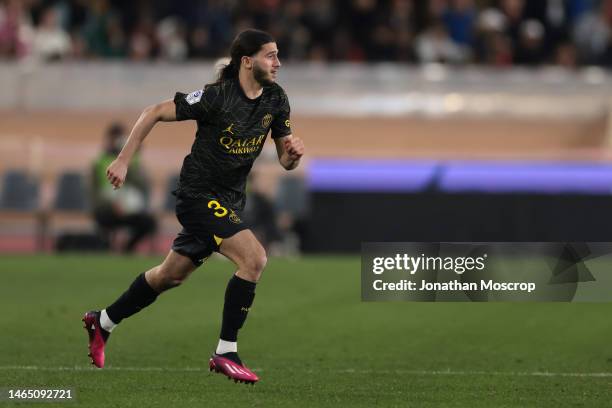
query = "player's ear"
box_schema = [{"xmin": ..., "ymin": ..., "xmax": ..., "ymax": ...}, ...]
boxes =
[{"xmin": 241, "ymin": 55, "xmax": 252, "ymax": 70}]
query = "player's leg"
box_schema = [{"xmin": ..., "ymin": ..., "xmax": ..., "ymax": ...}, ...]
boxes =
[
  {"xmin": 83, "ymin": 249, "xmax": 197, "ymax": 368},
  {"xmin": 209, "ymin": 229, "xmax": 265, "ymax": 383},
  {"xmin": 173, "ymin": 195, "xmax": 262, "ymax": 382},
  {"xmin": 145, "ymin": 248, "xmax": 198, "ymax": 291},
  {"xmin": 105, "ymin": 249, "xmax": 197, "ymax": 321},
  {"xmin": 219, "ymin": 229, "xmax": 266, "ymax": 347}
]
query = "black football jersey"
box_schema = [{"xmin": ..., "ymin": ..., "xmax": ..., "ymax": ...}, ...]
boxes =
[{"xmin": 173, "ymin": 78, "xmax": 292, "ymax": 210}]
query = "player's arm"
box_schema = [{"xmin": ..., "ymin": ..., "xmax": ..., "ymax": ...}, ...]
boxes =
[
  {"xmin": 274, "ymin": 135, "xmax": 304, "ymax": 171},
  {"xmin": 106, "ymin": 99, "xmax": 176, "ymax": 189}
]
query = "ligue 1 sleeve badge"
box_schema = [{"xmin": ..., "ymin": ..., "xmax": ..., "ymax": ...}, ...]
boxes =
[{"xmin": 186, "ymin": 89, "xmax": 203, "ymax": 105}]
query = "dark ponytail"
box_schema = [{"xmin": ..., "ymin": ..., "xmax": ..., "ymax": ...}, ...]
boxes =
[
  {"xmin": 218, "ymin": 59, "xmax": 239, "ymax": 82},
  {"xmin": 208, "ymin": 29, "xmax": 275, "ymax": 87}
]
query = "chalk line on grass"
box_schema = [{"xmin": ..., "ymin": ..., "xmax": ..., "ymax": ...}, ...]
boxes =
[{"xmin": 1, "ymin": 366, "xmax": 611, "ymax": 377}]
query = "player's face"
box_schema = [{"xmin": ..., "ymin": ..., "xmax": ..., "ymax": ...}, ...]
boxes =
[{"xmin": 251, "ymin": 42, "xmax": 281, "ymax": 86}]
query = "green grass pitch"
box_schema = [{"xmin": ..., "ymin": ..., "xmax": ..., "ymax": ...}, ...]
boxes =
[{"xmin": 1, "ymin": 254, "xmax": 611, "ymax": 407}]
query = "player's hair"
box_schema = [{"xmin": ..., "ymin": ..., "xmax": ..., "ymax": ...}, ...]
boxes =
[{"xmin": 208, "ymin": 29, "xmax": 275, "ymax": 87}]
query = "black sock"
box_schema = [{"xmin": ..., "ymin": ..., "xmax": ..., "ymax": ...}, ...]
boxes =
[
  {"xmin": 220, "ymin": 275, "xmax": 256, "ymax": 342},
  {"xmin": 105, "ymin": 273, "xmax": 159, "ymax": 324},
  {"xmin": 218, "ymin": 351, "xmax": 242, "ymax": 366}
]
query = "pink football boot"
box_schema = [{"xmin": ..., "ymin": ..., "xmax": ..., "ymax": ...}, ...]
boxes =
[
  {"xmin": 82, "ymin": 311, "xmax": 110, "ymax": 368},
  {"xmin": 209, "ymin": 353, "xmax": 259, "ymax": 384}
]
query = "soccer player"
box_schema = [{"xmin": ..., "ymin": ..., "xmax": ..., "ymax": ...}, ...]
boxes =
[{"xmin": 82, "ymin": 29, "xmax": 304, "ymax": 384}]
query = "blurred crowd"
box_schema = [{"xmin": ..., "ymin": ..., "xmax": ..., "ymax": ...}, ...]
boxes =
[{"xmin": 1, "ymin": 0, "xmax": 612, "ymax": 67}]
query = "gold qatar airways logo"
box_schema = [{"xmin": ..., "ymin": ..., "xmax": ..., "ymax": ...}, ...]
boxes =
[
  {"xmin": 219, "ymin": 134, "xmax": 265, "ymax": 154},
  {"xmin": 262, "ymin": 113, "xmax": 273, "ymax": 128}
]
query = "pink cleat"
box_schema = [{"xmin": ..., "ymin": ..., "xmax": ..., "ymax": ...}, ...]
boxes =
[
  {"xmin": 82, "ymin": 311, "xmax": 110, "ymax": 368},
  {"xmin": 209, "ymin": 353, "xmax": 259, "ymax": 384}
]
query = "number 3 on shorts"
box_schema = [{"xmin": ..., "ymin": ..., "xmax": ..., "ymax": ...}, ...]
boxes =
[{"xmin": 207, "ymin": 200, "xmax": 228, "ymax": 217}]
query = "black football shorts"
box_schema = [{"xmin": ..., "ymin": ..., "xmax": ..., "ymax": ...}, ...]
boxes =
[{"xmin": 172, "ymin": 196, "xmax": 248, "ymax": 267}]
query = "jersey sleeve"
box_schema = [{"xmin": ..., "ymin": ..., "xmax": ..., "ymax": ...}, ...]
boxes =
[
  {"xmin": 270, "ymin": 87, "xmax": 292, "ymax": 139},
  {"xmin": 174, "ymin": 86, "xmax": 219, "ymax": 121}
]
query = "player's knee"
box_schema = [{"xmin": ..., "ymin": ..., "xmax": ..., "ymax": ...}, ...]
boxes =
[
  {"xmin": 162, "ymin": 272, "xmax": 189, "ymax": 290},
  {"xmin": 162, "ymin": 275, "xmax": 187, "ymax": 290},
  {"xmin": 145, "ymin": 265, "xmax": 164, "ymax": 292},
  {"xmin": 155, "ymin": 264, "xmax": 190, "ymax": 291},
  {"xmin": 242, "ymin": 249, "xmax": 267, "ymax": 281}
]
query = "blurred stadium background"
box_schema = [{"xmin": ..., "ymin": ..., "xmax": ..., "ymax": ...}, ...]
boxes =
[
  {"xmin": 3, "ymin": 1, "xmax": 612, "ymax": 406},
  {"xmin": 3, "ymin": 0, "xmax": 612, "ymax": 254}
]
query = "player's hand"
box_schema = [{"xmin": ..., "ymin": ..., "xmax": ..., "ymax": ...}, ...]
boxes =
[
  {"xmin": 106, "ymin": 159, "xmax": 128, "ymax": 189},
  {"xmin": 284, "ymin": 137, "xmax": 304, "ymax": 161}
]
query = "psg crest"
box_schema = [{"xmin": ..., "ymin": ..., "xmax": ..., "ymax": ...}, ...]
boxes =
[{"xmin": 261, "ymin": 113, "xmax": 273, "ymax": 128}]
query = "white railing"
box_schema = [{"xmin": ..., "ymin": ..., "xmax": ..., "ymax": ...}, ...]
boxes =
[{"xmin": 0, "ymin": 61, "xmax": 611, "ymax": 119}]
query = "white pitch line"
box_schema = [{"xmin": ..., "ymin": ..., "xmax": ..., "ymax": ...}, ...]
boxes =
[
  {"xmin": 0, "ymin": 366, "xmax": 218, "ymax": 373},
  {"xmin": 1, "ymin": 366, "xmax": 612, "ymax": 378},
  {"xmin": 334, "ymin": 369, "xmax": 612, "ymax": 378}
]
